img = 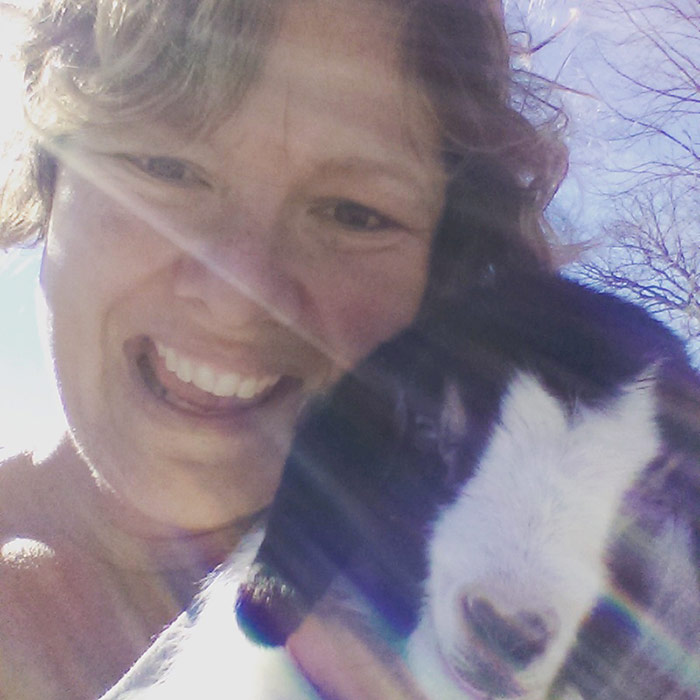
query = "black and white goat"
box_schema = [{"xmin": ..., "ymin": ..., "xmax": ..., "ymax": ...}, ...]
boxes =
[{"xmin": 103, "ymin": 273, "xmax": 700, "ymax": 699}]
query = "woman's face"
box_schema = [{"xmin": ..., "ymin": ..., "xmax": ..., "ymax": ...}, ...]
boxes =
[{"xmin": 40, "ymin": 0, "xmax": 446, "ymax": 531}]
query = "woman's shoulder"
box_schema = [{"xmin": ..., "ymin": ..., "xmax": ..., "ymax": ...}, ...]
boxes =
[
  {"xmin": 0, "ymin": 450, "xmax": 59, "ymax": 548},
  {"xmin": 0, "ymin": 450, "xmax": 154, "ymax": 698},
  {"xmin": 0, "ymin": 447, "xmax": 93, "ymax": 627},
  {"xmin": 0, "ymin": 447, "xmax": 110, "ymax": 612},
  {"xmin": 0, "ymin": 450, "xmax": 73, "ymax": 630},
  {"xmin": 0, "ymin": 452, "xmax": 80, "ymax": 696}
]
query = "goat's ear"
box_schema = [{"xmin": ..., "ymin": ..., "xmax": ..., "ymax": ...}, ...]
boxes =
[
  {"xmin": 440, "ymin": 380, "xmax": 469, "ymax": 439},
  {"xmin": 438, "ymin": 380, "xmax": 469, "ymax": 478}
]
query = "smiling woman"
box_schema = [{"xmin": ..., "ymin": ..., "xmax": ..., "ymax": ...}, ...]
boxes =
[
  {"xmin": 0, "ymin": 0, "xmax": 565, "ymax": 698},
  {"xmin": 40, "ymin": 0, "xmax": 445, "ymax": 533}
]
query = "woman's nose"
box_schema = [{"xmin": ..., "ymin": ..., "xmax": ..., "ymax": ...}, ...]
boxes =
[{"xmin": 171, "ymin": 212, "xmax": 307, "ymax": 332}]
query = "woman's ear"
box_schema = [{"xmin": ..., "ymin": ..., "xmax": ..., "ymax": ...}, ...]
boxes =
[
  {"xmin": 37, "ymin": 147, "xmax": 59, "ymax": 287},
  {"xmin": 36, "ymin": 146, "xmax": 58, "ymax": 206},
  {"xmin": 36, "ymin": 145, "xmax": 59, "ymax": 235}
]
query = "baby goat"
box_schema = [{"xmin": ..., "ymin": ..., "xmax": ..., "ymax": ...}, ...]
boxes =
[{"xmin": 104, "ymin": 273, "xmax": 700, "ymax": 699}]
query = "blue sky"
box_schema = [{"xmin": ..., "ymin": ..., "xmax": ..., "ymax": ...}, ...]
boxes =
[
  {"xmin": 0, "ymin": 247, "xmax": 66, "ymax": 455},
  {"xmin": 0, "ymin": 4, "xmax": 66, "ymax": 454}
]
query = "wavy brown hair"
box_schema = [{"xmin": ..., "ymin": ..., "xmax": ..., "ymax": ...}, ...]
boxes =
[{"xmin": 1, "ymin": 0, "xmax": 567, "ymax": 288}]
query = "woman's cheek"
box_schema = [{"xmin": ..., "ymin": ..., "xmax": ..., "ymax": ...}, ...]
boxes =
[
  {"xmin": 47, "ymin": 171, "xmax": 178, "ymax": 300},
  {"xmin": 320, "ymin": 243, "xmax": 431, "ymax": 367}
]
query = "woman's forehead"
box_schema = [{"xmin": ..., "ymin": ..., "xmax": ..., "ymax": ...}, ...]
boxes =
[
  {"xmin": 249, "ymin": 2, "xmax": 438, "ymax": 153},
  {"xmin": 71, "ymin": 0, "xmax": 443, "ymax": 184},
  {"xmin": 275, "ymin": 0, "xmax": 404, "ymax": 62}
]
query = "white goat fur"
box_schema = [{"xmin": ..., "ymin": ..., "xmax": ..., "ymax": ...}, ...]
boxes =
[
  {"xmin": 102, "ymin": 528, "xmax": 317, "ymax": 699},
  {"xmin": 407, "ymin": 372, "xmax": 666, "ymax": 699}
]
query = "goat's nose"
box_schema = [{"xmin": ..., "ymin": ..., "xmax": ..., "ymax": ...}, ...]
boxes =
[{"xmin": 462, "ymin": 596, "xmax": 554, "ymax": 667}]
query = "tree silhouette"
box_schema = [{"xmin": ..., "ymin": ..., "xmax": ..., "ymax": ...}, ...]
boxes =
[{"xmin": 521, "ymin": 0, "xmax": 700, "ymax": 364}]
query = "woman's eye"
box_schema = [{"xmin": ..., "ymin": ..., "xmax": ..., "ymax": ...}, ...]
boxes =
[
  {"xmin": 117, "ymin": 155, "xmax": 208, "ymax": 186},
  {"xmin": 321, "ymin": 201, "xmax": 395, "ymax": 233}
]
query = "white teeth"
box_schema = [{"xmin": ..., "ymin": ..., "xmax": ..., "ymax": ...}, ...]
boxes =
[
  {"xmin": 213, "ymin": 373, "xmax": 241, "ymax": 398},
  {"xmin": 152, "ymin": 340, "xmax": 280, "ymax": 400},
  {"xmin": 175, "ymin": 358, "xmax": 193, "ymax": 383},
  {"xmin": 238, "ymin": 377, "xmax": 258, "ymax": 400},
  {"xmin": 193, "ymin": 364, "xmax": 216, "ymax": 394},
  {"xmin": 165, "ymin": 348, "xmax": 178, "ymax": 372}
]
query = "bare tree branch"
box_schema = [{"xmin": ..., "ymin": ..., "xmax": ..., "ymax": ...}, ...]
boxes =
[{"xmin": 551, "ymin": 0, "xmax": 700, "ymax": 364}]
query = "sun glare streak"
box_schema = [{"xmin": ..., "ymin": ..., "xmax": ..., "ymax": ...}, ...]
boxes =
[
  {"xmin": 596, "ymin": 585, "xmax": 700, "ymax": 694},
  {"xmin": 50, "ymin": 141, "xmax": 355, "ymax": 373}
]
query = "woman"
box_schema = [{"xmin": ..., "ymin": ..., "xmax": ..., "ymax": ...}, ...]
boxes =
[{"xmin": 0, "ymin": 0, "xmax": 564, "ymax": 697}]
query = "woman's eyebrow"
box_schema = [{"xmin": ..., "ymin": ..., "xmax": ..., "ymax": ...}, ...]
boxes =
[{"xmin": 315, "ymin": 156, "xmax": 445, "ymax": 193}]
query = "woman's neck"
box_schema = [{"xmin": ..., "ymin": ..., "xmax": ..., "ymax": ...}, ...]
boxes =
[{"xmin": 36, "ymin": 436, "xmax": 267, "ymax": 577}]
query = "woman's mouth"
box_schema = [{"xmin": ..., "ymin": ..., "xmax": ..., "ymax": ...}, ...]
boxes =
[{"xmin": 130, "ymin": 337, "xmax": 294, "ymax": 417}]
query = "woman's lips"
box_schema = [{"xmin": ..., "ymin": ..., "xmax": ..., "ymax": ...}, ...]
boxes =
[{"xmin": 130, "ymin": 337, "xmax": 295, "ymax": 417}]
